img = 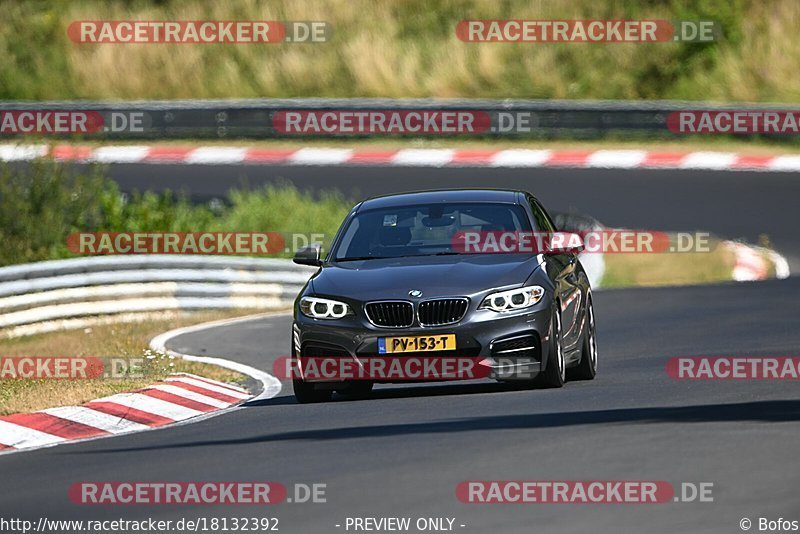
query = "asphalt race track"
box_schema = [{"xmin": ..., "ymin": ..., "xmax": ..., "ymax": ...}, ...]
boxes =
[
  {"xmin": 0, "ymin": 164, "xmax": 798, "ymax": 533},
  {"xmin": 1, "ymin": 280, "xmax": 798, "ymax": 533}
]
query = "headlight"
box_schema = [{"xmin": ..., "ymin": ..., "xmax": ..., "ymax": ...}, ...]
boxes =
[
  {"xmin": 299, "ymin": 296, "xmax": 353, "ymax": 319},
  {"xmin": 479, "ymin": 286, "xmax": 545, "ymax": 312}
]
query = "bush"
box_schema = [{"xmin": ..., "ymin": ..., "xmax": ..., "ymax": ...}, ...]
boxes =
[
  {"xmin": 0, "ymin": 162, "xmax": 351, "ymax": 266},
  {"xmin": 0, "ymin": 160, "xmax": 108, "ymax": 264}
]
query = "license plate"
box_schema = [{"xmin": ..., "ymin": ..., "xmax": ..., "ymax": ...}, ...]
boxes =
[{"xmin": 378, "ymin": 334, "xmax": 456, "ymax": 354}]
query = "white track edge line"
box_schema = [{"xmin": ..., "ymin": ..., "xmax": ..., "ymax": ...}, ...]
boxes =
[
  {"xmin": 0, "ymin": 311, "xmax": 288, "ymax": 457},
  {"xmin": 0, "ymin": 400, "xmax": 247, "ymax": 456},
  {"xmin": 149, "ymin": 310, "xmax": 287, "ymax": 402}
]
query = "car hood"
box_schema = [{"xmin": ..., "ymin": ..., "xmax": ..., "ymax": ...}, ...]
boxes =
[{"xmin": 310, "ymin": 254, "xmax": 543, "ymax": 301}]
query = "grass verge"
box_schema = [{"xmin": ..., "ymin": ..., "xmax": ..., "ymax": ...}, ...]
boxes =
[
  {"xmin": 0, "ymin": 310, "xmax": 261, "ymax": 416},
  {"xmin": 600, "ymin": 238, "xmax": 779, "ymax": 288},
  {"xmin": 3, "ymin": 1, "xmax": 800, "ymax": 103}
]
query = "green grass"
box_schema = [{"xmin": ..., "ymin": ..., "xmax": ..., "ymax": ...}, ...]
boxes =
[
  {"xmin": 1, "ymin": 0, "xmax": 800, "ymax": 102},
  {"xmin": 600, "ymin": 241, "xmax": 735, "ymax": 288},
  {"xmin": 0, "ymin": 310, "xmax": 254, "ymax": 415}
]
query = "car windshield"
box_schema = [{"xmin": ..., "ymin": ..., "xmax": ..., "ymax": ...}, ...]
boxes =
[{"xmin": 332, "ymin": 202, "xmax": 533, "ymax": 261}]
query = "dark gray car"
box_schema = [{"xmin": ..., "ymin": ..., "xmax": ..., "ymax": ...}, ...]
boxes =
[{"xmin": 291, "ymin": 189, "xmax": 597, "ymax": 403}]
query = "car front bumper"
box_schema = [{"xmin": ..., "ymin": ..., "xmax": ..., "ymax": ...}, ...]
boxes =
[{"xmin": 292, "ymin": 303, "xmax": 554, "ymax": 383}]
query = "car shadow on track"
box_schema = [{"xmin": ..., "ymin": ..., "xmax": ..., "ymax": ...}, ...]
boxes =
[
  {"xmin": 244, "ymin": 381, "xmax": 528, "ymax": 407},
  {"xmin": 85, "ymin": 399, "xmax": 800, "ymax": 454}
]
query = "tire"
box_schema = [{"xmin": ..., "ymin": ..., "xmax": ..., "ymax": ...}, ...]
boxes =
[
  {"xmin": 337, "ymin": 381, "xmax": 374, "ymax": 398},
  {"xmin": 570, "ymin": 297, "xmax": 598, "ymax": 381},
  {"xmin": 293, "ymin": 378, "xmax": 333, "ymax": 403},
  {"xmin": 536, "ymin": 305, "xmax": 566, "ymax": 388}
]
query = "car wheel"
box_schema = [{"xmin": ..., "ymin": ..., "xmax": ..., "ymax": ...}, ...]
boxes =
[
  {"xmin": 337, "ymin": 381, "xmax": 374, "ymax": 398},
  {"xmin": 570, "ymin": 297, "xmax": 598, "ymax": 381},
  {"xmin": 536, "ymin": 305, "xmax": 566, "ymax": 388},
  {"xmin": 293, "ymin": 378, "xmax": 333, "ymax": 403}
]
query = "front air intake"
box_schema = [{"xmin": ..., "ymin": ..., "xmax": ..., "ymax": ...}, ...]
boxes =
[
  {"xmin": 417, "ymin": 298, "xmax": 469, "ymax": 327},
  {"xmin": 365, "ymin": 301, "xmax": 415, "ymax": 327}
]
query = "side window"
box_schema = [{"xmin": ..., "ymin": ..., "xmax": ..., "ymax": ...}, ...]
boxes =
[{"xmin": 527, "ymin": 196, "xmax": 556, "ymax": 232}]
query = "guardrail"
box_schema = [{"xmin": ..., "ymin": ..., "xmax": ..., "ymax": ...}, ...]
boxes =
[
  {"xmin": 1, "ymin": 98, "xmax": 796, "ymax": 140},
  {"xmin": 0, "ymin": 256, "xmax": 317, "ymax": 338}
]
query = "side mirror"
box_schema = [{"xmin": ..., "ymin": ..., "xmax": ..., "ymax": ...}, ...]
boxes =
[
  {"xmin": 293, "ymin": 244, "xmax": 322, "ymax": 266},
  {"xmin": 548, "ymin": 232, "xmax": 585, "ymax": 254}
]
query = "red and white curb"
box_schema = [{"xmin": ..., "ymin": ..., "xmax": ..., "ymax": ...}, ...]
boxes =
[
  {"xmin": 4, "ymin": 144, "xmax": 800, "ymax": 171},
  {"xmin": 726, "ymin": 241, "xmax": 791, "ymax": 282},
  {"xmin": 0, "ymin": 372, "xmax": 251, "ymax": 453},
  {"xmin": 148, "ymin": 311, "xmax": 284, "ymax": 402},
  {"xmin": 0, "ymin": 312, "xmax": 285, "ymax": 455}
]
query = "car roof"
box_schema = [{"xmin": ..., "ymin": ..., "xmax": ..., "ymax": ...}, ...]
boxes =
[{"xmin": 357, "ymin": 189, "xmax": 526, "ymax": 211}]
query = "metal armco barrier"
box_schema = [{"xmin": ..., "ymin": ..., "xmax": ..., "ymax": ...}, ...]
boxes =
[
  {"xmin": 0, "ymin": 256, "xmax": 317, "ymax": 334},
  {"xmin": 0, "ymin": 98, "xmax": 796, "ymax": 140}
]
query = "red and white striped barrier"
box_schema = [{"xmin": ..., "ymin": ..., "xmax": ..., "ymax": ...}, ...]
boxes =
[
  {"xmin": 0, "ymin": 372, "xmax": 250, "ymax": 452},
  {"xmin": 3, "ymin": 144, "xmax": 800, "ymax": 171},
  {"xmin": 729, "ymin": 242, "xmax": 769, "ymax": 282}
]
